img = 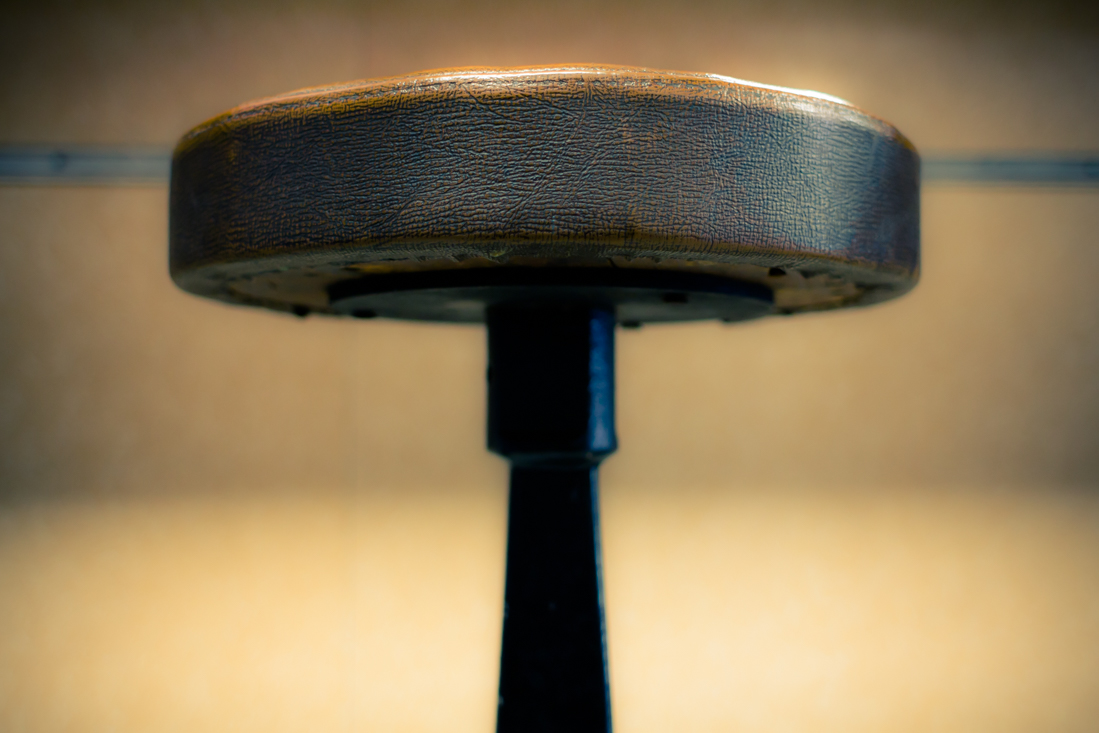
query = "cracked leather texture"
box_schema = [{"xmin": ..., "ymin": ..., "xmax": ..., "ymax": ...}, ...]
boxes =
[{"xmin": 169, "ymin": 65, "xmax": 919, "ymax": 315}]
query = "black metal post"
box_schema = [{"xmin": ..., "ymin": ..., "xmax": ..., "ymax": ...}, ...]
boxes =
[{"xmin": 487, "ymin": 305, "xmax": 616, "ymax": 733}]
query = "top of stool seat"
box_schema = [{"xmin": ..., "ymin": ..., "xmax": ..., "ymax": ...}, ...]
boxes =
[{"xmin": 169, "ymin": 65, "xmax": 919, "ymax": 323}]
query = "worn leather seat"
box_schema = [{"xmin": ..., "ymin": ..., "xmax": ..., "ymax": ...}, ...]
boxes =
[{"xmin": 169, "ymin": 65, "xmax": 919, "ymax": 323}]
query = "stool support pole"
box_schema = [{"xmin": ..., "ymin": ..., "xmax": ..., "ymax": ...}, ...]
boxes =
[{"xmin": 487, "ymin": 306, "xmax": 616, "ymax": 733}]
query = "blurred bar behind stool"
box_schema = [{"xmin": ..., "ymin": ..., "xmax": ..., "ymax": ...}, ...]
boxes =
[{"xmin": 0, "ymin": 147, "xmax": 1096, "ymax": 187}]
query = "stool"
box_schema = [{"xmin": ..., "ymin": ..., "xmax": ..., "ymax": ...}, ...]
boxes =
[{"xmin": 169, "ymin": 65, "xmax": 919, "ymax": 732}]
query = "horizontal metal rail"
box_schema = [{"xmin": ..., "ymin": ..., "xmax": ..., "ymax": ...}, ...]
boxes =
[
  {"xmin": 0, "ymin": 147, "xmax": 1096, "ymax": 187},
  {"xmin": 921, "ymin": 155, "xmax": 1099, "ymax": 186},
  {"xmin": 0, "ymin": 148, "xmax": 170, "ymax": 185}
]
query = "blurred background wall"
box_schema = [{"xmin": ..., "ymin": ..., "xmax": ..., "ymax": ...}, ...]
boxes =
[{"xmin": 1, "ymin": 1, "xmax": 1097, "ymax": 731}]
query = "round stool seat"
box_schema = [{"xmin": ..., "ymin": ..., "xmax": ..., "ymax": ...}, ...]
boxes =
[{"xmin": 170, "ymin": 65, "xmax": 919, "ymax": 323}]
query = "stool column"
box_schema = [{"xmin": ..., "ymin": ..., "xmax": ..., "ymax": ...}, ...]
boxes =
[{"xmin": 487, "ymin": 305, "xmax": 616, "ymax": 733}]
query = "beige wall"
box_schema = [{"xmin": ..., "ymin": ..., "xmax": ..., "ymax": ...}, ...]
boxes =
[{"xmin": 1, "ymin": 2, "xmax": 1097, "ymax": 731}]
